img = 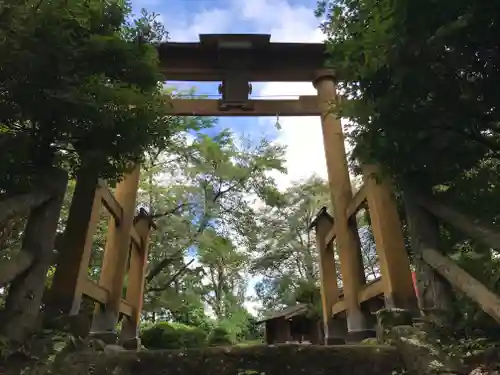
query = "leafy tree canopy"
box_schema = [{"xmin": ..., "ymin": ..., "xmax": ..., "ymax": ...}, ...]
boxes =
[
  {"xmin": 0, "ymin": 0, "xmax": 201, "ymax": 192},
  {"xmin": 317, "ymin": 0, "xmax": 500, "ymax": 191}
]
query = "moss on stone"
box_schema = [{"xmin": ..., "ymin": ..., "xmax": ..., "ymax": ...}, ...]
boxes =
[
  {"xmin": 376, "ymin": 308, "xmax": 415, "ymax": 343},
  {"xmin": 361, "ymin": 338, "xmax": 380, "ymax": 345},
  {"xmin": 390, "ymin": 326, "xmax": 462, "ymax": 375}
]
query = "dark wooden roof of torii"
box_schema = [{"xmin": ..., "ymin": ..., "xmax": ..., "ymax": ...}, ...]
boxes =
[{"xmin": 157, "ymin": 34, "xmax": 328, "ymax": 82}]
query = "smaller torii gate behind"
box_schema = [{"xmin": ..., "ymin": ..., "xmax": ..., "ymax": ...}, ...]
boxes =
[{"xmin": 47, "ymin": 34, "xmax": 417, "ymax": 347}]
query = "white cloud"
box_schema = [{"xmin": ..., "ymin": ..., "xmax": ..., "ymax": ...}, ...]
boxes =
[
  {"xmin": 237, "ymin": 0, "xmax": 324, "ymax": 43},
  {"xmin": 238, "ymin": 0, "xmax": 329, "ymax": 190},
  {"xmin": 168, "ymin": 8, "xmax": 233, "ymax": 42},
  {"xmin": 258, "ymin": 83, "xmax": 327, "ymax": 190}
]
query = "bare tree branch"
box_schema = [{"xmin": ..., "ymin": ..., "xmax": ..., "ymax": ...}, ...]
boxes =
[
  {"xmin": 145, "ymin": 163, "xmax": 259, "ymax": 285},
  {"xmin": 150, "ymin": 202, "xmax": 192, "ymax": 219},
  {"xmin": 147, "ymin": 258, "xmax": 196, "ymax": 292},
  {"xmin": 145, "ymin": 214, "xmax": 209, "ymax": 283}
]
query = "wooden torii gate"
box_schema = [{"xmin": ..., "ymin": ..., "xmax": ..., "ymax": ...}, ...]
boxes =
[{"xmin": 48, "ymin": 34, "xmax": 417, "ymax": 348}]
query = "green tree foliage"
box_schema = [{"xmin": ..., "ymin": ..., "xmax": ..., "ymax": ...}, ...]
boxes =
[
  {"xmin": 251, "ymin": 176, "xmax": 330, "ymax": 310},
  {"xmin": 198, "ymin": 231, "xmax": 247, "ymax": 320},
  {"xmin": 125, "ymin": 125, "xmax": 286, "ymax": 340},
  {"xmin": 167, "ymin": 299, "xmax": 213, "ymax": 333},
  {"xmin": 241, "ymin": 315, "xmax": 264, "ymax": 342},
  {"xmin": 140, "ymin": 129, "xmax": 285, "ymax": 289},
  {"xmin": 0, "ymin": 1, "xmax": 208, "ymax": 344},
  {"xmin": 316, "ymin": 0, "xmax": 500, "ymax": 190},
  {"xmin": 0, "ymin": 0, "xmax": 195, "ymax": 193},
  {"xmin": 216, "ymin": 306, "xmax": 257, "ymax": 343},
  {"xmin": 207, "ymin": 327, "xmax": 233, "ymax": 346}
]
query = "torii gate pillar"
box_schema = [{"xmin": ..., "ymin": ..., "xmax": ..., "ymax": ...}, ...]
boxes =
[{"xmin": 314, "ymin": 70, "xmax": 373, "ymax": 339}]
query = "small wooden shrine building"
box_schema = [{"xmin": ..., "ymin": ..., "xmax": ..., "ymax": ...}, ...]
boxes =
[{"xmin": 257, "ymin": 303, "xmax": 322, "ymax": 344}]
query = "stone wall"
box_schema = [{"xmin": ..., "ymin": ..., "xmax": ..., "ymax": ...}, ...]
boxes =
[{"xmin": 57, "ymin": 344, "xmax": 402, "ymax": 375}]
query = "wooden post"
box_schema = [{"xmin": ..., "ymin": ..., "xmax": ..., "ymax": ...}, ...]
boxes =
[
  {"xmin": 412, "ymin": 191, "xmax": 500, "ymax": 251},
  {"xmin": 314, "ymin": 70, "xmax": 370, "ymax": 338},
  {"xmin": 120, "ymin": 211, "xmax": 154, "ymax": 349},
  {"xmin": 362, "ymin": 165, "xmax": 418, "ymax": 311},
  {"xmin": 49, "ymin": 171, "xmax": 102, "ymax": 314},
  {"xmin": 265, "ymin": 322, "xmax": 272, "ymax": 344},
  {"xmin": 90, "ymin": 166, "xmax": 140, "ymax": 340},
  {"xmin": 278, "ymin": 318, "xmax": 291, "ymax": 342},
  {"xmin": 312, "ymin": 208, "xmax": 347, "ymax": 344},
  {"xmin": 422, "ymin": 247, "xmax": 500, "ymax": 323}
]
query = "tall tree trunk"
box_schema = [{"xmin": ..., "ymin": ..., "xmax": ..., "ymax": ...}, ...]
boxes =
[
  {"xmin": 0, "ymin": 168, "xmax": 68, "ymax": 344},
  {"xmin": 0, "ymin": 191, "xmax": 51, "ymax": 226},
  {"xmin": 0, "ymin": 252, "xmax": 35, "ymax": 287},
  {"xmin": 403, "ymin": 190, "xmax": 454, "ymax": 323}
]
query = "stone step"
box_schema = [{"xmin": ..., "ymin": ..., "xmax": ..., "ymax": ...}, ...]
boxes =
[{"xmin": 58, "ymin": 344, "xmax": 403, "ymax": 375}]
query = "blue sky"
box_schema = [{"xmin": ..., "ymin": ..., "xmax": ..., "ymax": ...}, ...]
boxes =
[{"xmin": 130, "ymin": 0, "xmax": 330, "ymax": 314}]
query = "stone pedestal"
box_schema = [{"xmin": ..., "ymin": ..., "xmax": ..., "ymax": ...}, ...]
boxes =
[
  {"xmin": 346, "ymin": 329, "xmax": 377, "ymax": 343},
  {"xmin": 345, "ymin": 305, "xmax": 377, "ymax": 343},
  {"xmin": 324, "ymin": 317, "xmax": 348, "ymax": 345}
]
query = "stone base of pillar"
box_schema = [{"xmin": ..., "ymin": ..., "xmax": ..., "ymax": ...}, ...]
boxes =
[
  {"xmin": 87, "ymin": 330, "xmax": 118, "ymax": 345},
  {"xmin": 91, "ymin": 307, "xmax": 119, "ymax": 331},
  {"xmin": 325, "ymin": 337, "xmax": 346, "ymax": 345},
  {"xmin": 347, "ymin": 307, "xmax": 375, "ymax": 330},
  {"xmin": 120, "ymin": 337, "xmax": 141, "ymax": 350},
  {"xmin": 324, "ymin": 317, "xmax": 347, "ymax": 345},
  {"xmin": 346, "ymin": 329, "xmax": 377, "ymax": 343},
  {"xmin": 346, "ymin": 307, "xmax": 377, "ymax": 343}
]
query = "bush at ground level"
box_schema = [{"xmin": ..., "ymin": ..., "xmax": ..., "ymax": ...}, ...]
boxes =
[
  {"xmin": 207, "ymin": 327, "xmax": 232, "ymax": 346},
  {"xmin": 140, "ymin": 322, "xmax": 207, "ymax": 350}
]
